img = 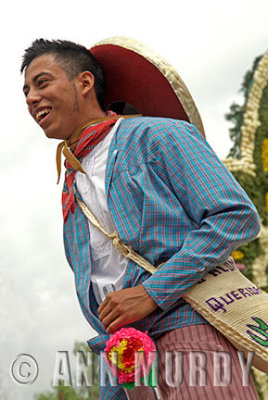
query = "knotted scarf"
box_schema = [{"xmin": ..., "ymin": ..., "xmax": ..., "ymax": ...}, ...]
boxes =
[{"xmin": 57, "ymin": 111, "xmax": 120, "ymax": 222}]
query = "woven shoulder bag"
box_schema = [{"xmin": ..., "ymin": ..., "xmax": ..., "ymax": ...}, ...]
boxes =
[{"xmin": 77, "ymin": 196, "xmax": 268, "ymax": 373}]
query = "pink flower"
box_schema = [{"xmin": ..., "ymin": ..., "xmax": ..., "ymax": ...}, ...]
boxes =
[
  {"xmin": 104, "ymin": 327, "xmax": 156, "ymax": 383},
  {"xmin": 236, "ymin": 263, "xmax": 246, "ymax": 271}
]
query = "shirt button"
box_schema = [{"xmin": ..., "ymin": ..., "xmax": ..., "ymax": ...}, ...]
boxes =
[{"xmin": 83, "ymin": 187, "xmax": 89, "ymax": 194}]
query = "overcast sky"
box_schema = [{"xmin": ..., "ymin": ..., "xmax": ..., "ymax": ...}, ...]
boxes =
[{"xmin": 1, "ymin": 0, "xmax": 268, "ymax": 398}]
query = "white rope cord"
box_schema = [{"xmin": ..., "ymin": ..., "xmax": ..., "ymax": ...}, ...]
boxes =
[{"xmin": 76, "ymin": 196, "xmax": 158, "ymax": 275}]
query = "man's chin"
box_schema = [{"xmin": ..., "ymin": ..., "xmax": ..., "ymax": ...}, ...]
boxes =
[
  {"xmin": 43, "ymin": 130, "xmax": 59, "ymax": 140},
  {"xmin": 43, "ymin": 128, "xmax": 70, "ymax": 141}
]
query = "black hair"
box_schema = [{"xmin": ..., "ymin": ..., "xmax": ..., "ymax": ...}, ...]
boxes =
[{"xmin": 21, "ymin": 39, "xmax": 105, "ymax": 108}]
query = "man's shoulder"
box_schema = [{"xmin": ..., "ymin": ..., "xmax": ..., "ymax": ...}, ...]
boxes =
[
  {"xmin": 118, "ymin": 116, "xmax": 195, "ymax": 142},
  {"xmin": 113, "ymin": 116, "xmax": 201, "ymax": 165},
  {"xmin": 119, "ymin": 115, "xmax": 187, "ymax": 130}
]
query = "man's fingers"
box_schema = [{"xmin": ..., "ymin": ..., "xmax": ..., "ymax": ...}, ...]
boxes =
[
  {"xmin": 98, "ymin": 296, "xmax": 122, "ymax": 328},
  {"xmin": 98, "ymin": 292, "xmax": 122, "ymax": 321},
  {"xmin": 98, "ymin": 303, "xmax": 113, "ymax": 323},
  {"xmin": 97, "ymin": 297, "xmax": 108, "ymax": 314},
  {"xmin": 101, "ymin": 308, "xmax": 121, "ymax": 329},
  {"xmin": 106, "ymin": 316, "xmax": 127, "ymax": 334}
]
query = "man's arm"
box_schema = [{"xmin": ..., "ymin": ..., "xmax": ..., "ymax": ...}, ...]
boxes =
[{"xmin": 99, "ymin": 120, "xmax": 260, "ymax": 332}]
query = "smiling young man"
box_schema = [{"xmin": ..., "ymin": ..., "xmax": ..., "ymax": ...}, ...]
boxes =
[
  {"xmin": 21, "ymin": 39, "xmax": 260, "ymax": 399},
  {"xmin": 22, "ymin": 51, "xmax": 106, "ymax": 140}
]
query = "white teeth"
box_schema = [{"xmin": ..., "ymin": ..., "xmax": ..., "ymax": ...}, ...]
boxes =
[{"xmin": 36, "ymin": 108, "xmax": 51, "ymax": 122}]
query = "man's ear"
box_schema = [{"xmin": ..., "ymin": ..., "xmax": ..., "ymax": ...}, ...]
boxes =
[{"xmin": 77, "ymin": 71, "xmax": 95, "ymax": 96}]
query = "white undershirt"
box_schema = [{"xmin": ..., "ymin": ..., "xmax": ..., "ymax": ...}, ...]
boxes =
[{"xmin": 75, "ymin": 119, "xmax": 128, "ymax": 305}]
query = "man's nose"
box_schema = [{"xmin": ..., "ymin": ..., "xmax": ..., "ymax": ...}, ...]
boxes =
[{"xmin": 26, "ymin": 87, "xmax": 41, "ymax": 107}]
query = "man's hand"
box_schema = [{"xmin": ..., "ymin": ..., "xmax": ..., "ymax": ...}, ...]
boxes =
[{"xmin": 98, "ymin": 284, "xmax": 158, "ymax": 334}]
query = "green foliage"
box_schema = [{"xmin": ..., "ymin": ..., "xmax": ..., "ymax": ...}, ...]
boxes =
[
  {"xmin": 225, "ymin": 55, "xmax": 263, "ymax": 158},
  {"xmin": 252, "ymin": 371, "xmax": 264, "ymax": 400},
  {"xmin": 225, "ymin": 102, "xmax": 245, "ymax": 158},
  {"xmin": 35, "ymin": 383, "xmax": 91, "ymax": 400},
  {"xmin": 35, "ymin": 393, "xmax": 57, "ymax": 400},
  {"xmin": 241, "ymin": 56, "xmax": 263, "ymax": 98},
  {"xmin": 235, "ymin": 239, "xmax": 265, "ymax": 282},
  {"xmin": 232, "ymin": 171, "xmax": 266, "ymax": 223},
  {"xmin": 224, "ymin": 52, "xmax": 268, "ymax": 300},
  {"xmin": 34, "ymin": 342, "xmax": 99, "ymax": 400}
]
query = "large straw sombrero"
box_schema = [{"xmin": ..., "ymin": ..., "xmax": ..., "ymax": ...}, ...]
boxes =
[{"xmin": 90, "ymin": 37, "xmax": 205, "ymax": 136}]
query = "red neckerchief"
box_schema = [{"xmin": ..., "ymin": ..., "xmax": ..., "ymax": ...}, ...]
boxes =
[{"xmin": 62, "ymin": 111, "xmax": 118, "ymax": 222}]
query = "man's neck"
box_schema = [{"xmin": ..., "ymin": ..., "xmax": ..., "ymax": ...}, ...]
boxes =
[{"xmin": 68, "ymin": 112, "xmax": 108, "ymax": 151}]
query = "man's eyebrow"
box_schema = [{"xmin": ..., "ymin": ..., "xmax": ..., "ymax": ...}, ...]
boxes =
[{"xmin": 23, "ymin": 71, "xmax": 53, "ymax": 93}]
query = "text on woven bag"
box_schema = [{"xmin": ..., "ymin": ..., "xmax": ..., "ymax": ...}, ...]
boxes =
[{"xmin": 205, "ymin": 286, "xmax": 263, "ymax": 313}]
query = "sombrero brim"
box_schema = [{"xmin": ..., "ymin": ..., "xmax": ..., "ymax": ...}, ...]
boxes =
[{"xmin": 90, "ymin": 37, "xmax": 205, "ymax": 136}]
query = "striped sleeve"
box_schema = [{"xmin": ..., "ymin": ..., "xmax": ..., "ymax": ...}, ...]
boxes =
[{"xmin": 143, "ymin": 121, "xmax": 260, "ymax": 311}]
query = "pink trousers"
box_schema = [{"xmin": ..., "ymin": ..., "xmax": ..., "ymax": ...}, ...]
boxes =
[{"xmin": 124, "ymin": 324, "xmax": 258, "ymax": 400}]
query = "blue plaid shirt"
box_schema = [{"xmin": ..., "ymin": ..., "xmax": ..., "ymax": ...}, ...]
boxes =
[{"xmin": 63, "ymin": 117, "xmax": 260, "ymax": 399}]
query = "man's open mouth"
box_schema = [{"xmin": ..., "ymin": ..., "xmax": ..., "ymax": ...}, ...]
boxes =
[{"xmin": 36, "ymin": 108, "xmax": 51, "ymax": 124}]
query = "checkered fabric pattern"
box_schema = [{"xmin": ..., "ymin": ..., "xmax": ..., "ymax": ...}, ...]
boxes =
[{"xmin": 63, "ymin": 117, "xmax": 260, "ymax": 399}]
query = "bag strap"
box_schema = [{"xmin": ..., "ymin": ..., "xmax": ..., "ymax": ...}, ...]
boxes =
[{"xmin": 76, "ymin": 196, "xmax": 159, "ymax": 274}]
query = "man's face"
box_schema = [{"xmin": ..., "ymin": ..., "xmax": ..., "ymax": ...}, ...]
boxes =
[{"xmin": 23, "ymin": 54, "xmax": 83, "ymax": 140}]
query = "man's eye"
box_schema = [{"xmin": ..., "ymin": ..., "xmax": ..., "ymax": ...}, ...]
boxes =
[{"xmin": 38, "ymin": 79, "xmax": 48, "ymax": 87}]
